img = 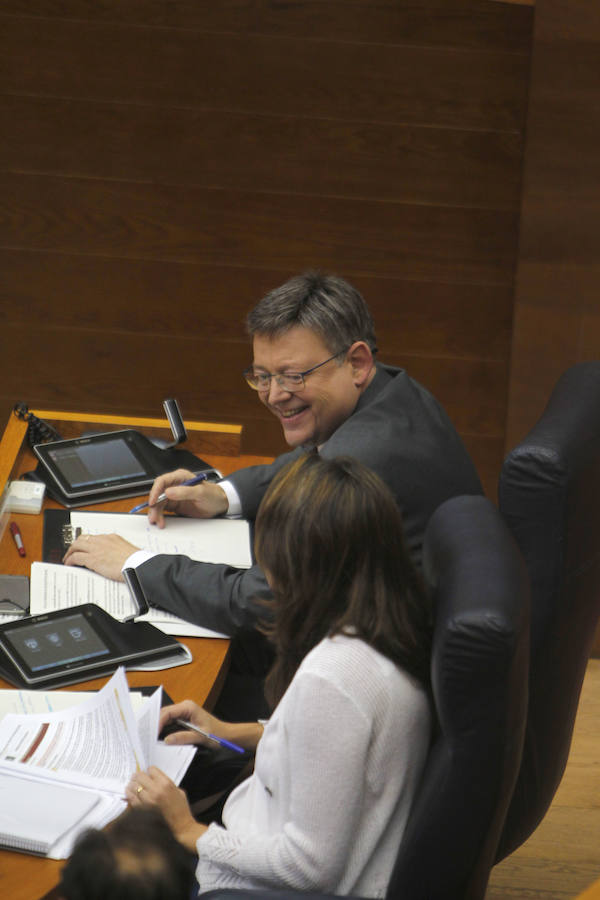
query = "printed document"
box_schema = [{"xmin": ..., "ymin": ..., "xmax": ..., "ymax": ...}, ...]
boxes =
[
  {"xmin": 0, "ymin": 667, "xmax": 194, "ymax": 858},
  {"xmin": 29, "ymin": 512, "xmax": 252, "ymax": 638},
  {"xmin": 71, "ymin": 511, "xmax": 252, "ymax": 569}
]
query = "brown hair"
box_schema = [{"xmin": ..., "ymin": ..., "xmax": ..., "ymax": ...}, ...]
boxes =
[
  {"xmin": 246, "ymin": 271, "xmax": 377, "ymax": 354},
  {"xmin": 58, "ymin": 807, "xmax": 196, "ymax": 900},
  {"xmin": 255, "ymin": 454, "xmax": 431, "ymax": 708}
]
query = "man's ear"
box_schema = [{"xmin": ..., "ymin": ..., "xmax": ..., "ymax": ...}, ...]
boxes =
[{"xmin": 347, "ymin": 341, "xmax": 374, "ymax": 386}]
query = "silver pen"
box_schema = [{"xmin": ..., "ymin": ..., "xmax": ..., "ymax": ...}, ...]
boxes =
[
  {"xmin": 129, "ymin": 473, "xmax": 209, "ymax": 515},
  {"xmin": 174, "ymin": 718, "xmax": 245, "ymax": 754}
]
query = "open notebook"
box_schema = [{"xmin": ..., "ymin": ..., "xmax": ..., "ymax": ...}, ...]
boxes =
[{"xmin": 0, "ymin": 775, "xmax": 99, "ymax": 856}]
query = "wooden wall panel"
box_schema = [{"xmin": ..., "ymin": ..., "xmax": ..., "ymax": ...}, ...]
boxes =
[
  {"xmin": 0, "ymin": 95, "xmax": 523, "ymax": 210},
  {"xmin": 2, "ymin": 173, "xmax": 519, "ymax": 283},
  {"xmin": 506, "ymin": 0, "xmax": 600, "ymax": 449},
  {"xmin": 1, "ymin": 1, "xmax": 533, "ymax": 52},
  {"xmin": 0, "ymin": 1, "xmax": 534, "ymax": 501},
  {"xmin": 2, "ymin": 321, "xmax": 510, "ymax": 493},
  {"xmin": 1, "ymin": 18, "xmax": 529, "ymax": 132},
  {"xmin": 3, "ymin": 323, "xmax": 507, "ymax": 433},
  {"xmin": 1, "ymin": 251, "xmax": 262, "ymax": 339},
  {"xmin": 3, "ymin": 251, "xmax": 513, "ymax": 356}
]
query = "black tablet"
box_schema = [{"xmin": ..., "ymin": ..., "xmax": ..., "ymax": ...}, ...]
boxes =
[
  {"xmin": 0, "ymin": 604, "xmax": 184, "ymax": 688},
  {"xmin": 33, "ymin": 430, "xmax": 161, "ymax": 501}
]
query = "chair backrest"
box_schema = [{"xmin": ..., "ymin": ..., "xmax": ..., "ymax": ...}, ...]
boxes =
[
  {"xmin": 389, "ymin": 494, "xmax": 530, "ymax": 900},
  {"xmin": 496, "ymin": 360, "xmax": 600, "ymax": 859}
]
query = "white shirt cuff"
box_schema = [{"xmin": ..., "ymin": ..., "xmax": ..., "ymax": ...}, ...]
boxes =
[
  {"xmin": 120, "ymin": 480, "xmax": 241, "ymax": 574},
  {"xmin": 219, "ymin": 479, "xmax": 242, "ymax": 518},
  {"xmin": 122, "ymin": 549, "xmax": 156, "ymax": 571}
]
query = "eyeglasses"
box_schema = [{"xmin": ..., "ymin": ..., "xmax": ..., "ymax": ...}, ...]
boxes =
[{"xmin": 243, "ymin": 348, "xmax": 348, "ymax": 393}]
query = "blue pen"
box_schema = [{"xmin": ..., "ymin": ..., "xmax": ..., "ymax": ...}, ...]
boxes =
[
  {"xmin": 129, "ymin": 472, "xmax": 209, "ymax": 515},
  {"xmin": 174, "ymin": 718, "xmax": 245, "ymax": 754}
]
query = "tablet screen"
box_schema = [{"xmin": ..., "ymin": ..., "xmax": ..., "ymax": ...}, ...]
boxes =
[
  {"xmin": 3, "ymin": 613, "xmax": 110, "ymax": 674},
  {"xmin": 34, "ymin": 430, "xmax": 158, "ymax": 499},
  {"xmin": 47, "ymin": 439, "xmax": 146, "ymax": 490}
]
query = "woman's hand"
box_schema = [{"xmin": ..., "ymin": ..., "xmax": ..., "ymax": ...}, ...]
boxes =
[
  {"xmin": 126, "ymin": 766, "xmax": 207, "ymax": 850},
  {"xmin": 159, "ymin": 700, "xmax": 265, "ymax": 753},
  {"xmin": 159, "ymin": 700, "xmax": 223, "ymax": 747}
]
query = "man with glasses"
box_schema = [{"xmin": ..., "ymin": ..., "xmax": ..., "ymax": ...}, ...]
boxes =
[{"xmin": 65, "ymin": 272, "xmax": 482, "ymax": 676}]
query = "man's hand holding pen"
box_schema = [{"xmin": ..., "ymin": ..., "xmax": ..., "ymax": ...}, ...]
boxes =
[
  {"xmin": 62, "ymin": 467, "xmax": 229, "ymax": 582},
  {"xmin": 144, "ymin": 469, "xmax": 229, "ymax": 528}
]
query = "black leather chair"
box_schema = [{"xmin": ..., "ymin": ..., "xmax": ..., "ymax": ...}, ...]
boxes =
[
  {"xmin": 496, "ymin": 360, "xmax": 600, "ymax": 859},
  {"xmin": 203, "ymin": 494, "xmax": 530, "ymax": 900}
]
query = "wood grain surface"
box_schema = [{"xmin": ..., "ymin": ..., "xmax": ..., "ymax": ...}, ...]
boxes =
[{"xmin": 0, "ymin": 1, "xmax": 533, "ymax": 500}]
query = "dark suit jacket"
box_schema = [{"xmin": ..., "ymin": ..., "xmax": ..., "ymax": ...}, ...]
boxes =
[{"xmin": 136, "ymin": 364, "xmax": 482, "ymax": 635}]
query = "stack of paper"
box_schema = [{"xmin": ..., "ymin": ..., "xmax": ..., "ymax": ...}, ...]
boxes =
[
  {"xmin": 30, "ymin": 511, "xmax": 252, "ymax": 638},
  {"xmin": 0, "ymin": 668, "xmax": 194, "ymax": 858},
  {"xmin": 0, "ymin": 775, "xmax": 99, "ymax": 856}
]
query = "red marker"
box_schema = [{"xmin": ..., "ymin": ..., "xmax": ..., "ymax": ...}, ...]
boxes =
[{"xmin": 10, "ymin": 522, "xmax": 26, "ymax": 557}]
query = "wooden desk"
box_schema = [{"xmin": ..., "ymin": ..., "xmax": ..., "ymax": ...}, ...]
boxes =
[{"xmin": 0, "ymin": 409, "xmax": 271, "ymax": 900}]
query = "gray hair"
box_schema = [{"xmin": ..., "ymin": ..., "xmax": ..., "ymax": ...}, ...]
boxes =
[{"xmin": 246, "ymin": 272, "xmax": 377, "ymax": 354}]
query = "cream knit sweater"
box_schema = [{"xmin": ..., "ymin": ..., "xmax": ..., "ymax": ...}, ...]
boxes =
[{"xmin": 196, "ymin": 633, "xmax": 431, "ymax": 897}]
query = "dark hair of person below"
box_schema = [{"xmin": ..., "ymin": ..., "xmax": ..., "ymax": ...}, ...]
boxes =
[
  {"xmin": 246, "ymin": 271, "xmax": 377, "ymax": 356},
  {"xmin": 58, "ymin": 807, "xmax": 197, "ymax": 900},
  {"xmin": 254, "ymin": 454, "xmax": 432, "ymax": 709}
]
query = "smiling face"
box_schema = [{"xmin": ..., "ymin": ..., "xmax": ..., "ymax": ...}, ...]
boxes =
[{"xmin": 251, "ymin": 326, "xmax": 374, "ymax": 448}]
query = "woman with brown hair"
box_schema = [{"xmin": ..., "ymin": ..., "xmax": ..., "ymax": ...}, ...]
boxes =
[{"xmin": 126, "ymin": 454, "xmax": 432, "ymax": 897}]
